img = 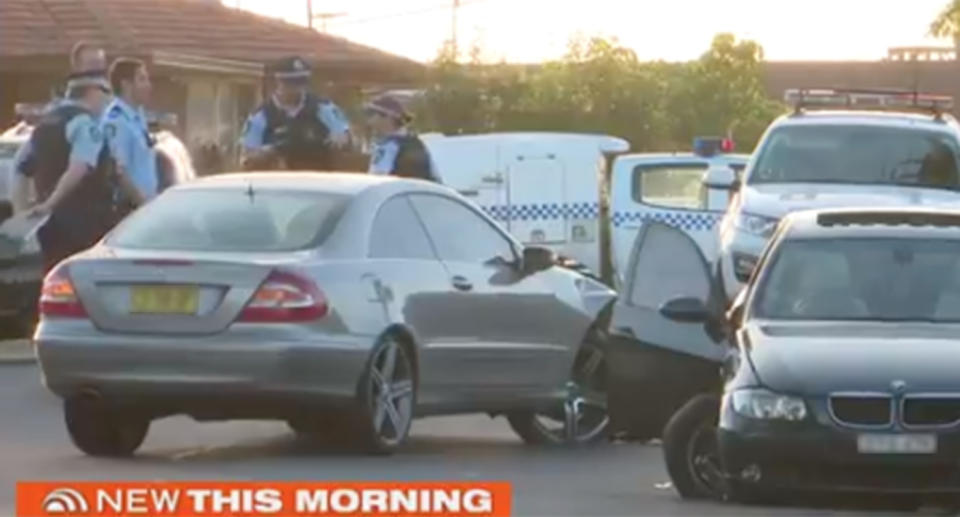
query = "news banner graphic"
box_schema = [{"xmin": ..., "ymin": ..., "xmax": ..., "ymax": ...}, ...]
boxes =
[{"xmin": 16, "ymin": 481, "xmax": 512, "ymax": 517}]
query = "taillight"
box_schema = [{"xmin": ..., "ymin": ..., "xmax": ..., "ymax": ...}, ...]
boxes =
[
  {"xmin": 238, "ymin": 270, "xmax": 328, "ymax": 323},
  {"xmin": 39, "ymin": 265, "xmax": 87, "ymax": 318}
]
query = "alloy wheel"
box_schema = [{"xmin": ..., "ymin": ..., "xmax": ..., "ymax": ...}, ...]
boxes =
[
  {"xmin": 530, "ymin": 344, "xmax": 610, "ymax": 444},
  {"xmin": 367, "ymin": 338, "xmax": 414, "ymax": 447}
]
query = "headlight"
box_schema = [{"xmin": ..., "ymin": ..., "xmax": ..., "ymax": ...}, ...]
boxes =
[
  {"xmin": 730, "ymin": 389, "xmax": 807, "ymax": 421},
  {"xmin": 734, "ymin": 213, "xmax": 779, "ymax": 238}
]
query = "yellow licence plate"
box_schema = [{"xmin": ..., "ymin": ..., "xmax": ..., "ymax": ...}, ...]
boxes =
[{"xmin": 130, "ymin": 285, "xmax": 199, "ymax": 315}]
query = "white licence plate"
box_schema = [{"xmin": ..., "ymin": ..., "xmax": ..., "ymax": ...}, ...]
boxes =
[{"xmin": 857, "ymin": 433, "xmax": 937, "ymax": 454}]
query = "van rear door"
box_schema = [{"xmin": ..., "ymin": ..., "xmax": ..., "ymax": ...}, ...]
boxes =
[{"xmin": 506, "ymin": 153, "xmax": 567, "ymax": 245}]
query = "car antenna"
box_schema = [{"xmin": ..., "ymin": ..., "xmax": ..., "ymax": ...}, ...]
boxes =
[{"xmin": 245, "ymin": 182, "xmax": 256, "ymax": 203}]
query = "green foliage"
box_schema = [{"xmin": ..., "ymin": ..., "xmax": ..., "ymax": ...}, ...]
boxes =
[
  {"xmin": 930, "ymin": 0, "xmax": 960, "ymax": 42},
  {"xmin": 414, "ymin": 33, "xmax": 784, "ymax": 152}
]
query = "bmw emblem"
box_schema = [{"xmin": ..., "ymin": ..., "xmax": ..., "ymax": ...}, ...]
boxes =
[{"xmin": 891, "ymin": 380, "xmax": 907, "ymax": 393}]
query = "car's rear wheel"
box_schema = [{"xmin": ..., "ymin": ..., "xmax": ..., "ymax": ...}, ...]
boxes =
[
  {"xmin": 350, "ymin": 335, "xmax": 416, "ymax": 455},
  {"xmin": 662, "ymin": 394, "xmax": 726, "ymax": 500},
  {"xmin": 64, "ymin": 397, "xmax": 149, "ymax": 457},
  {"xmin": 508, "ymin": 332, "xmax": 610, "ymax": 445}
]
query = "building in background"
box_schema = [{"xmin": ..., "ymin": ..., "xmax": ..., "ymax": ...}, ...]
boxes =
[{"xmin": 0, "ymin": 0, "xmax": 424, "ymax": 172}]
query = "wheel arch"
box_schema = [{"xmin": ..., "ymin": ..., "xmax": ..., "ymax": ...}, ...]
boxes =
[{"xmin": 380, "ymin": 324, "xmax": 420, "ymax": 386}]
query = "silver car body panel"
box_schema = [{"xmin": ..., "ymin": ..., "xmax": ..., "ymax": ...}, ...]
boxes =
[{"xmin": 36, "ymin": 173, "xmax": 615, "ymax": 417}]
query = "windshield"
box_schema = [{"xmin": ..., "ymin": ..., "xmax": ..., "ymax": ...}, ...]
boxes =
[
  {"xmin": 754, "ymin": 237, "xmax": 960, "ymax": 321},
  {"xmin": 748, "ymin": 125, "xmax": 960, "ymax": 189},
  {"xmin": 109, "ymin": 188, "xmax": 349, "ymax": 252}
]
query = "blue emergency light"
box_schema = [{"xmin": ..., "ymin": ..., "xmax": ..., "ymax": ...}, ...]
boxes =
[{"xmin": 693, "ymin": 137, "xmax": 734, "ymax": 157}]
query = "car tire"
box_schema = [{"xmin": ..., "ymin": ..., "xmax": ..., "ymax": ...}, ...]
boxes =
[
  {"xmin": 507, "ymin": 328, "xmax": 610, "ymax": 446},
  {"xmin": 662, "ymin": 393, "xmax": 726, "ymax": 500},
  {"xmin": 64, "ymin": 397, "xmax": 149, "ymax": 457},
  {"xmin": 348, "ymin": 334, "xmax": 416, "ymax": 455}
]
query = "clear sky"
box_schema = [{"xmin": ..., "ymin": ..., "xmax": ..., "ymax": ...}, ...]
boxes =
[{"xmin": 227, "ymin": 0, "xmax": 953, "ymax": 63}]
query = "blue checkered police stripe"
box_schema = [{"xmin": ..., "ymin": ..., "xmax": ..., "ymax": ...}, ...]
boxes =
[
  {"xmin": 481, "ymin": 203, "xmax": 600, "ymax": 222},
  {"xmin": 611, "ymin": 211, "xmax": 721, "ymax": 231}
]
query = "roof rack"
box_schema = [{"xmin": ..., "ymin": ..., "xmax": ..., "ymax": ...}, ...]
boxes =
[
  {"xmin": 816, "ymin": 210, "xmax": 960, "ymax": 228},
  {"xmin": 785, "ymin": 88, "xmax": 954, "ymax": 119}
]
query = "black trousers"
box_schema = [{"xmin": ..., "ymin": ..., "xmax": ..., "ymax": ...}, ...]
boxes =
[{"xmin": 38, "ymin": 214, "xmax": 112, "ymax": 274}]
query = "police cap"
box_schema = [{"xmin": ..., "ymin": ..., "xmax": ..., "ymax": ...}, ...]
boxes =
[
  {"xmin": 271, "ymin": 56, "xmax": 312, "ymax": 82},
  {"xmin": 365, "ymin": 94, "xmax": 412, "ymax": 125}
]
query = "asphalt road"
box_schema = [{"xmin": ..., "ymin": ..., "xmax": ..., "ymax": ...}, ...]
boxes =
[{"xmin": 0, "ymin": 362, "xmax": 946, "ymax": 517}]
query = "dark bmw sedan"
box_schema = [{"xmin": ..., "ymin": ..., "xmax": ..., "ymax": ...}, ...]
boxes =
[{"xmin": 653, "ymin": 208, "xmax": 960, "ymax": 502}]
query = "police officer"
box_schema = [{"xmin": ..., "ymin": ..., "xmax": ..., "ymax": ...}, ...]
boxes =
[
  {"xmin": 365, "ymin": 94, "xmax": 440, "ymax": 182},
  {"xmin": 26, "ymin": 71, "xmax": 116, "ymax": 272},
  {"xmin": 102, "ymin": 57, "xmax": 157, "ymax": 212},
  {"xmin": 241, "ymin": 56, "xmax": 351, "ymax": 171},
  {"xmin": 12, "ymin": 42, "xmax": 108, "ymax": 212}
]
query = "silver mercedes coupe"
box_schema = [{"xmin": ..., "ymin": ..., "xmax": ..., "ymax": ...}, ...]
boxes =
[{"xmin": 34, "ymin": 173, "xmax": 615, "ymax": 456}]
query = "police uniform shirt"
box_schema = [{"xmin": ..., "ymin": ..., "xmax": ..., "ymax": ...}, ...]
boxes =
[
  {"xmin": 368, "ymin": 130, "xmax": 442, "ymax": 181},
  {"xmin": 242, "ymin": 94, "xmax": 351, "ymax": 151},
  {"xmin": 102, "ymin": 97, "xmax": 159, "ymax": 199},
  {"xmin": 368, "ymin": 134, "xmax": 402, "ymax": 175}
]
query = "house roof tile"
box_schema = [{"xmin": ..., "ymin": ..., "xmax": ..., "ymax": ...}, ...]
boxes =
[{"xmin": 0, "ymin": 0, "xmax": 421, "ymax": 71}]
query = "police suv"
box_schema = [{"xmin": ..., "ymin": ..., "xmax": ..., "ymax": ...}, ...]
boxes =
[
  {"xmin": 427, "ymin": 132, "xmax": 746, "ymax": 285},
  {"xmin": 717, "ymin": 88, "xmax": 960, "ymax": 301}
]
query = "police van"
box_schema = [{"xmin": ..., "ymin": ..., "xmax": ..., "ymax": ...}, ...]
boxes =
[{"xmin": 426, "ymin": 132, "xmax": 747, "ymax": 285}]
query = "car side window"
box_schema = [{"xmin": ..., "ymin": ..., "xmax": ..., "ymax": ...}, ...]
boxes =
[
  {"xmin": 409, "ymin": 194, "xmax": 516, "ymax": 263},
  {"xmin": 632, "ymin": 164, "xmax": 709, "ymax": 210},
  {"xmin": 369, "ymin": 195, "xmax": 436, "ymax": 260}
]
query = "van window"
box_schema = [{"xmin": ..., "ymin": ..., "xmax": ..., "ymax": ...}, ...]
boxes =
[
  {"xmin": 632, "ymin": 164, "xmax": 708, "ymax": 210},
  {"xmin": 750, "ymin": 125, "xmax": 960, "ymax": 188}
]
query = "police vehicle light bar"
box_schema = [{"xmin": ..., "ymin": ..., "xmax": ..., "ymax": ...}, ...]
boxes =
[
  {"xmin": 785, "ymin": 88, "xmax": 954, "ymax": 116},
  {"xmin": 693, "ymin": 137, "xmax": 735, "ymax": 157}
]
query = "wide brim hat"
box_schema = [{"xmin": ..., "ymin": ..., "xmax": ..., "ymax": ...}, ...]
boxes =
[{"xmin": 365, "ymin": 94, "xmax": 413, "ymax": 124}]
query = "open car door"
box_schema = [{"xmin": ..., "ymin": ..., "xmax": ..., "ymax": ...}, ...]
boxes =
[{"xmin": 604, "ymin": 221, "xmax": 726, "ymax": 439}]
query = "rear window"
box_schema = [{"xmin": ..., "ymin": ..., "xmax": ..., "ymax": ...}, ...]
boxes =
[
  {"xmin": 109, "ymin": 188, "xmax": 349, "ymax": 252},
  {"xmin": 749, "ymin": 125, "xmax": 960, "ymax": 189}
]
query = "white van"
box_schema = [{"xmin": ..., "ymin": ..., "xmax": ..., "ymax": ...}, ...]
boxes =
[
  {"xmin": 424, "ymin": 132, "xmax": 629, "ymax": 277},
  {"xmin": 427, "ymin": 133, "xmax": 748, "ymax": 285}
]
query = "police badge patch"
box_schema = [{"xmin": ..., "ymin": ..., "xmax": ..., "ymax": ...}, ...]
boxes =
[{"xmin": 88, "ymin": 124, "xmax": 103, "ymax": 142}]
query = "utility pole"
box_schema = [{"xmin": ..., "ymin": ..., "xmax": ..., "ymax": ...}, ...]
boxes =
[
  {"xmin": 451, "ymin": 0, "xmax": 460, "ymax": 58},
  {"xmin": 306, "ymin": 0, "xmax": 313, "ymax": 29}
]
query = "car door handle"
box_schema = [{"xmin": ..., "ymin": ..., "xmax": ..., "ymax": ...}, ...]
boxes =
[{"xmin": 451, "ymin": 275, "xmax": 473, "ymax": 292}]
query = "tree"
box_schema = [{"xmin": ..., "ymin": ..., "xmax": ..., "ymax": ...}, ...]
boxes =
[
  {"xmin": 414, "ymin": 33, "xmax": 783, "ymax": 151},
  {"xmin": 930, "ymin": 0, "xmax": 960, "ymax": 47}
]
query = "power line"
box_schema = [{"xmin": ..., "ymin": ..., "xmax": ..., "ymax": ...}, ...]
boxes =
[{"xmin": 327, "ymin": 0, "xmax": 487, "ymax": 27}]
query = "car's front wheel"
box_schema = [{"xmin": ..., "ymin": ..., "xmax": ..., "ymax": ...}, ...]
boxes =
[
  {"xmin": 64, "ymin": 397, "xmax": 149, "ymax": 457},
  {"xmin": 350, "ymin": 335, "xmax": 416, "ymax": 455},
  {"xmin": 662, "ymin": 394, "xmax": 726, "ymax": 500},
  {"xmin": 508, "ymin": 333, "xmax": 610, "ymax": 445}
]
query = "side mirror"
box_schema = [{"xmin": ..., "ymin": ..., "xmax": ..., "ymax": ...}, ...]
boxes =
[
  {"xmin": 659, "ymin": 296, "xmax": 710, "ymax": 323},
  {"xmin": 702, "ymin": 165, "xmax": 737, "ymax": 190},
  {"xmin": 522, "ymin": 246, "xmax": 555, "ymax": 274}
]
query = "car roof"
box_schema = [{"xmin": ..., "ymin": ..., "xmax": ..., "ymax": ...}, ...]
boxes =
[
  {"xmin": 782, "ymin": 207, "xmax": 960, "ymax": 240},
  {"xmin": 617, "ymin": 152, "xmax": 749, "ymax": 162},
  {"xmin": 422, "ymin": 131, "xmax": 630, "ymax": 151},
  {"xmin": 771, "ymin": 110, "xmax": 958, "ymax": 133},
  {"xmin": 178, "ymin": 172, "xmax": 425, "ymax": 196}
]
